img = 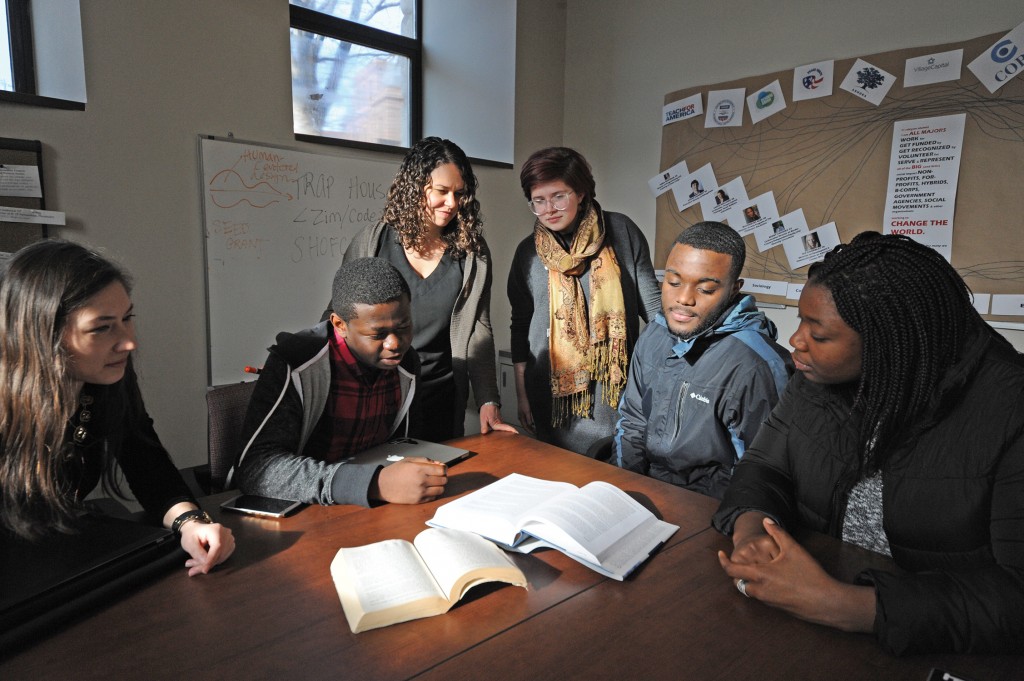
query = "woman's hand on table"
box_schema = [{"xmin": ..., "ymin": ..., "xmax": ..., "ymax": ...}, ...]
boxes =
[
  {"xmin": 480, "ymin": 403, "xmax": 517, "ymax": 434},
  {"xmin": 718, "ymin": 517, "xmax": 875, "ymax": 633},
  {"xmin": 180, "ymin": 521, "xmax": 235, "ymax": 577}
]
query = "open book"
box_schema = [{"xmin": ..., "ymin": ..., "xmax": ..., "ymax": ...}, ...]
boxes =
[
  {"xmin": 427, "ymin": 473, "xmax": 678, "ymax": 580},
  {"xmin": 330, "ymin": 527, "xmax": 527, "ymax": 633}
]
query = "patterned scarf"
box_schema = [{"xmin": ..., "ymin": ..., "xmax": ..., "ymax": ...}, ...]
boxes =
[{"xmin": 534, "ymin": 203, "xmax": 628, "ymax": 426}]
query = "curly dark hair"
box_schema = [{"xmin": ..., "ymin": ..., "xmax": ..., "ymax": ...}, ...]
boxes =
[
  {"xmin": 380, "ymin": 137, "xmax": 483, "ymax": 257},
  {"xmin": 807, "ymin": 231, "xmax": 987, "ymax": 468}
]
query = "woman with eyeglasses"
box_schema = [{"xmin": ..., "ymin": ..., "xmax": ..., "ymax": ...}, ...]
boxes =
[
  {"xmin": 508, "ymin": 147, "xmax": 660, "ymax": 454},
  {"xmin": 0, "ymin": 240, "xmax": 234, "ymax": 576},
  {"xmin": 338, "ymin": 137, "xmax": 515, "ymax": 441}
]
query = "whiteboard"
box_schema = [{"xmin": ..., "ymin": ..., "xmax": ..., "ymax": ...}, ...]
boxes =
[{"xmin": 199, "ymin": 136, "xmax": 397, "ymax": 385}]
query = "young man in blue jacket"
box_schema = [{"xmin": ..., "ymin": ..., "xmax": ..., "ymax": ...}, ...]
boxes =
[
  {"xmin": 613, "ymin": 222, "xmax": 792, "ymax": 498},
  {"xmin": 232, "ymin": 257, "xmax": 447, "ymax": 506}
]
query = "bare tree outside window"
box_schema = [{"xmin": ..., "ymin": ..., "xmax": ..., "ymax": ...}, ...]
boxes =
[{"xmin": 290, "ymin": 1, "xmax": 417, "ymax": 148}]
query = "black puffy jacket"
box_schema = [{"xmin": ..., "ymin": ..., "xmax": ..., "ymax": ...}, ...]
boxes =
[{"xmin": 713, "ymin": 330, "xmax": 1024, "ymax": 655}]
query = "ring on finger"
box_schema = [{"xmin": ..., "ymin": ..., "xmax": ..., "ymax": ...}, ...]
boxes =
[{"xmin": 736, "ymin": 578, "xmax": 750, "ymax": 597}]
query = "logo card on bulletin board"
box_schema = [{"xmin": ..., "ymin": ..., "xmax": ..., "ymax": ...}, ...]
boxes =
[{"xmin": 705, "ymin": 89, "xmax": 745, "ymax": 128}]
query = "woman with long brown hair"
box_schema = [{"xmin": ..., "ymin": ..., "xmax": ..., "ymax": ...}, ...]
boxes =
[{"xmin": 0, "ymin": 240, "xmax": 233, "ymax": 575}]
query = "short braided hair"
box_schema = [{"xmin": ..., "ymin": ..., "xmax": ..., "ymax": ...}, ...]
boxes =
[
  {"xmin": 331, "ymin": 257, "xmax": 410, "ymax": 321},
  {"xmin": 807, "ymin": 231, "xmax": 984, "ymax": 466}
]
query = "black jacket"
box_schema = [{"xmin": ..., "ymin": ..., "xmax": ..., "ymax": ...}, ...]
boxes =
[
  {"xmin": 713, "ymin": 330, "xmax": 1024, "ymax": 655},
  {"xmin": 232, "ymin": 322, "xmax": 419, "ymax": 506},
  {"xmin": 79, "ymin": 361, "xmax": 194, "ymax": 516}
]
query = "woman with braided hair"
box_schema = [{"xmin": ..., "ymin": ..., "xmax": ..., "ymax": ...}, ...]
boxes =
[{"xmin": 713, "ymin": 231, "xmax": 1024, "ymax": 654}]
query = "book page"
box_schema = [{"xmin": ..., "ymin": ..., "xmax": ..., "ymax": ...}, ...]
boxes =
[
  {"xmin": 583, "ymin": 517, "xmax": 678, "ymax": 580},
  {"xmin": 413, "ymin": 528, "xmax": 525, "ymax": 601},
  {"xmin": 517, "ymin": 517, "xmax": 677, "ymax": 580},
  {"xmin": 333, "ymin": 539, "xmax": 444, "ymax": 613},
  {"xmin": 428, "ymin": 474, "xmax": 577, "ymax": 545},
  {"xmin": 518, "ymin": 481, "xmax": 652, "ymax": 563}
]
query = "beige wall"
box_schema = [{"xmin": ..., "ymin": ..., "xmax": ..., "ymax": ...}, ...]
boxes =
[
  {"xmin": 559, "ymin": 0, "xmax": 1024, "ymax": 351},
  {"xmin": 489, "ymin": 0, "xmax": 567, "ymax": 358},
  {"xmin": 1, "ymin": 0, "xmax": 1019, "ymax": 467},
  {"xmin": 0, "ymin": 1, "xmax": 564, "ymax": 467}
]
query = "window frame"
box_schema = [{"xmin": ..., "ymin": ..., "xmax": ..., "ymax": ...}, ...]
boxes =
[
  {"xmin": 7, "ymin": 0, "xmax": 35, "ymax": 94},
  {"xmin": 0, "ymin": 0, "xmax": 84, "ymax": 110},
  {"xmin": 290, "ymin": 2, "xmax": 423, "ymax": 155}
]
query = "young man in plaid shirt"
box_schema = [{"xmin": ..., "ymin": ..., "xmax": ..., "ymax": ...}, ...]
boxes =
[{"xmin": 233, "ymin": 258, "xmax": 447, "ymax": 506}]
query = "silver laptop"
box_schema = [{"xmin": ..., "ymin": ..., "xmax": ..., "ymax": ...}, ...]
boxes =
[{"xmin": 341, "ymin": 437, "xmax": 473, "ymax": 467}]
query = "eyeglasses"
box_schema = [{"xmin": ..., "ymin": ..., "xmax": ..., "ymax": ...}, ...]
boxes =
[{"xmin": 527, "ymin": 191, "xmax": 574, "ymax": 215}]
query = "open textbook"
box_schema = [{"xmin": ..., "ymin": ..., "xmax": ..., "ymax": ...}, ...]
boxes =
[
  {"xmin": 428, "ymin": 473, "xmax": 678, "ymax": 580},
  {"xmin": 330, "ymin": 527, "xmax": 527, "ymax": 633}
]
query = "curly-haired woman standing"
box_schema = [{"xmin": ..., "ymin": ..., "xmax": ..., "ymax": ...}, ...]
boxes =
[{"xmin": 339, "ymin": 137, "xmax": 514, "ymax": 441}]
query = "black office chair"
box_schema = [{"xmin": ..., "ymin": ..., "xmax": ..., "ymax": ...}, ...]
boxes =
[{"xmin": 205, "ymin": 381, "xmax": 256, "ymax": 493}]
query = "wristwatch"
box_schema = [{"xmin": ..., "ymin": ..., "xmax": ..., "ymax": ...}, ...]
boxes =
[{"xmin": 171, "ymin": 509, "xmax": 213, "ymax": 535}]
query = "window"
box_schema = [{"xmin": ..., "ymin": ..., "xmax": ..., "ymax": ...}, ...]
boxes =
[
  {"xmin": 0, "ymin": 2, "xmax": 13, "ymax": 92},
  {"xmin": 2, "ymin": 0, "xmax": 31, "ymax": 94},
  {"xmin": 290, "ymin": 0, "xmax": 422, "ymax": 153},
  {"xmin": 0, "ymin": 0, "xmax": 86, "ymax": 109}
]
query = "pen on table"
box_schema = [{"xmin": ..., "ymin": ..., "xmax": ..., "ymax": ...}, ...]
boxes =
[{"xmin": 244, "ymin": 366, "xmax": 262, "ymax": 374}]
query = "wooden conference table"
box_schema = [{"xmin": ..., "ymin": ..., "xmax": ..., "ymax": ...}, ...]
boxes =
[{"xmin": 2, "ymin": 433, "xmax": 1020, "ymax": 679}]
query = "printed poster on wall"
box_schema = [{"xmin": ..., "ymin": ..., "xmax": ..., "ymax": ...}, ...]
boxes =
[
  {"xmin": 903, "ymin": 49, "xmax": 962, "ymax": 87},
  {"xmin": 782, "ymin": 222, "xmax": 841, "ymax": 270},
  {"xmin": 724, "ymin": 191, "xmax": 778, "ymax": 237},
  {"xmin": 672, "ymin": 163, "xmax": 718, "ymax": 212},
  {"xmin": 882, "ymin": 113, "xmax": 966, "ymax": 261},
  {"xmin": 0, "ymin": 165, "xmax": 43, "ymax": 198},
  {"xmin": 747, "ymin": 80, "xmax": 786, "ymax": 124},
  {"xmin": 839, "ymin": 58, "xmax": 896, "ymax": 106}
]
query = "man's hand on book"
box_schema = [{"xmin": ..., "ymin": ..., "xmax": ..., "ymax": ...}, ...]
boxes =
[{"xmin": 373, "ymin": 458, "xmax": 448, "ymax": 504}]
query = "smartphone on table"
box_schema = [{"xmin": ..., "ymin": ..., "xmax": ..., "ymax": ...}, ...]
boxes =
[{"xmin": 220, "ymin": 494, "xmax": 302, "ymax": 518}]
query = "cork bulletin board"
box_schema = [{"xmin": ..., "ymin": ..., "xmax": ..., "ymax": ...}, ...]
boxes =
[{"xmin": 656, "ymin": 31, "xmax": 1024, "ymax": 321}]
